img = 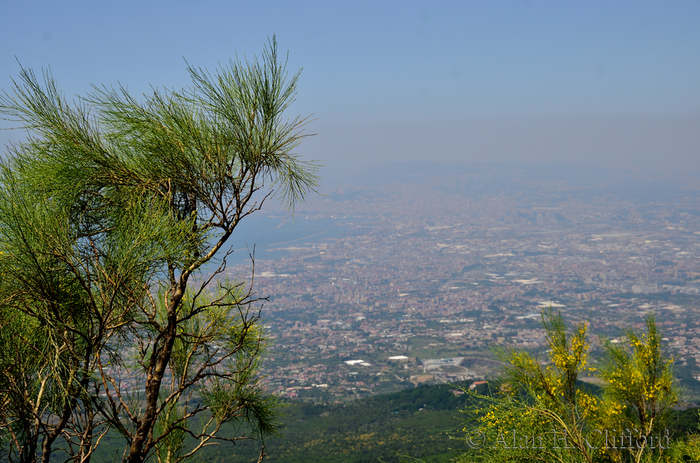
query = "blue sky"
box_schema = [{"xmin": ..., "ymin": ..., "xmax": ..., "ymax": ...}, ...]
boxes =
[{"xmin": 2, "ymin": 1, "xmax": 699, "ymax": 174}]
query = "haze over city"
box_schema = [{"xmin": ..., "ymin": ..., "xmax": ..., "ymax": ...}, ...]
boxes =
[
  {"xmin": 2, "ymin": 1, "xmax": 699, "ymax": 178},
  {"xmin": 4, "ymin": 0, "xmax": 700, "ymax": 389}
]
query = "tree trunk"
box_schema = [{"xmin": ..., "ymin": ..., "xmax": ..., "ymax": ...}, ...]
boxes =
[{"xmin": 127, "ymin": 287, "xmax": 183, "ymax": 463}]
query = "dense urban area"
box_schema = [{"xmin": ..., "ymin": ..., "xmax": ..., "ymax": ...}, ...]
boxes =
[{"xmin": 223, "ymin": 164, "xmax": 700, "ymax": 404}]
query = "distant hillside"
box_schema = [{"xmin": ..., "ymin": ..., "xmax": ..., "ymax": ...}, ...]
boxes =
[
  {"xmin": 86, "ymin": 381, "xmax": 699, "ymax": 463},
  {"xmin": 197, "ymin": 381, "xmax": 700, "ymax": 463},
  {"xmin": 205, "ymin": 382, "xmax": 478, "ymax": 463}
]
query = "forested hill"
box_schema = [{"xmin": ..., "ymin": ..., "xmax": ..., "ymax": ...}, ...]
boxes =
[
  {"xmin": 195, "ymin": 382, "xmax": 700, "ymax": 463},
  {"xmin": 211, "ymin": 382, "xmax": 475, "ymax": 463}
]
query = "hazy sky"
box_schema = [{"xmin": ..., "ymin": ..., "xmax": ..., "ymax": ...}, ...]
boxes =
[{"xmin": 2, "ymin": 1, "xmax": 699, "ymax": 174}]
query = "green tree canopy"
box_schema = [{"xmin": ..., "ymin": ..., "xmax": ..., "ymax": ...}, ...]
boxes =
[
  {"xmin": 455, "ymin": 310, "xmax": 692, "ymax": 463},
  {"xmin": 0, "ymin": 38, "xmax": 317, "ymax": 463}
]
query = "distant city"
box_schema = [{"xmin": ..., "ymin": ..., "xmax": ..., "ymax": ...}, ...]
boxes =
[{"xmin": 222, "ymin": 162, "xmax": 700, "ymax": 403}]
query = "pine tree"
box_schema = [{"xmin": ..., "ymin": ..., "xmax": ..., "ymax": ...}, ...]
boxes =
[{"xmin": 0, "ymin": 38, "xmax": 317, "ymax": 463}]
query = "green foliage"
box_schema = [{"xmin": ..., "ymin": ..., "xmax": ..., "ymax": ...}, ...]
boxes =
[
  {"xmin": 0, "ymin": 38, "xmax": 316, "ymax": 463},
  {"xmin": 195, "ymin": 383, "xmax": 474, "ymax": 463},
  {"xmin": 598, "ymin": 315, "xmax": 678, "ymax": 441},
  {"xmin": 455, "ymin": 311, "xmax": 683, "ymax": 463}
]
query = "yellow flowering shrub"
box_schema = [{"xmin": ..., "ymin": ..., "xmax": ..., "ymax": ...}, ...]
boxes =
[{"xmin": 455, "ymin": 310, "xmax": 681, "ymax": 463}]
